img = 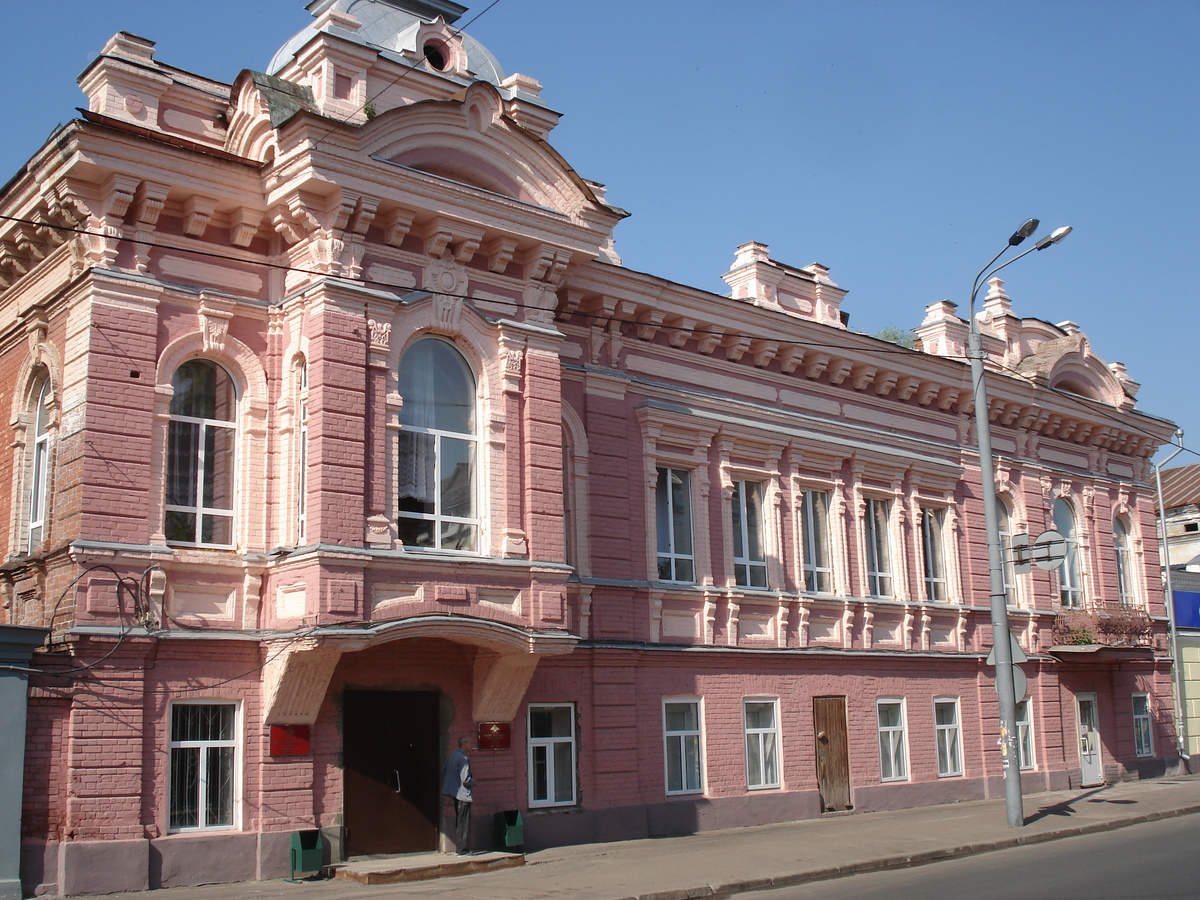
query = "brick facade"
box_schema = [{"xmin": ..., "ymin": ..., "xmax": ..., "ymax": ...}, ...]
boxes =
[{"xmin": 0, "ymin": 2, "xmax": 1179, "ymax": 895}]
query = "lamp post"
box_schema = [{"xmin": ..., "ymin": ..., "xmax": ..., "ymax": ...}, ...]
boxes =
[
  {"xmin": 1153, "ymin": 430, "xmax": 1187, "ymax": 761},
  {"xmin": 967, "ymin": 220, "xmax": 1072, "ymax": 827}
]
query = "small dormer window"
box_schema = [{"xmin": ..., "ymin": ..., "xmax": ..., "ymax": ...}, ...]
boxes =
[{"xmin": 423, "ymin": 41, "xmax": 449, "ymax": 71}]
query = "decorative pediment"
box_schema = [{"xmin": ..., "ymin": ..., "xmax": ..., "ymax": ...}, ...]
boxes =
[
  {"xmin": 1015, "ymin": 331, "xmax": 1132, "ymax": 408},
  {"xmin": 225, "ymin": 70, "xmax": 316, "ymax": 161},
  {"xmin": 363, "ymin": 85, "xmax": 621, "ymax": 225}
]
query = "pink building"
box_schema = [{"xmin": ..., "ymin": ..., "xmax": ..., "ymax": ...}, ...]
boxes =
[{"xmin": 0, "ymin": 1, "xmax": 1179, "ymax": 895}]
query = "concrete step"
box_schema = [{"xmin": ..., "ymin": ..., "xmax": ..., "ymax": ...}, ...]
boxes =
[{"xmin": 332, "ymin": 850, "xmax": 525, "ymax": 885}]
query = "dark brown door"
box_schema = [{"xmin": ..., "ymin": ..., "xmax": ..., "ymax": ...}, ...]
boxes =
[
  {"xmin": 814, "ymin": 696, "xmax": 852, "ymax": 811},
  {"xmin": 343, "ymin": 690, "xmax": 441, "ymax": 855}
]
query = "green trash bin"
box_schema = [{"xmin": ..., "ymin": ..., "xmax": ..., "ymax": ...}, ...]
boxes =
[
  {"xmin": 494, "ymin": 810, "xmax": 523, "ymax": 851},
  {"xmin": 289, "ymin": 829, "xmax": 325, "ymax": 881}
]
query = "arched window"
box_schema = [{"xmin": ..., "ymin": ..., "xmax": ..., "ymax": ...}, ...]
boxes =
[
  {"xmin": 27, "ymin": 379, "xmax": 51, "ymax": 552},
  {"xmin": 166, "ymin": 360, "xmax": 237, "ymax": 547},
  {"xmin": 1053, "ymin": 498, "xmax": 1083, "ymax": 608},
  {"xmin": 397, "ymin": 339, "xmax": 478, "ymax": 551},
  {"xmin": 296, "ymin": 360, "xmax": 309, "ymax": 546},
  {"xmin": 997, "ymin": 499, "xmax": 1016, "ymax": 606},
  {"xmin": 1114, "ymin": 518, "xmax": 1134, "ymax": 607}
]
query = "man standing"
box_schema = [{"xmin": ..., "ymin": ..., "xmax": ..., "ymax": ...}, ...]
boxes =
[{"xmin": 441, "ymin": 736, "xmax": 474, "ymax": 855}]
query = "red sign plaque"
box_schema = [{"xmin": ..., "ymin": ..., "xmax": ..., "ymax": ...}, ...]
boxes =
[
  {"xmin": 269, "ymin": 724, "xmax": 311, "ymax": 756},
  {"xmin": 477, "ymin": 721, "xmax": 511, "ymax": 751}
]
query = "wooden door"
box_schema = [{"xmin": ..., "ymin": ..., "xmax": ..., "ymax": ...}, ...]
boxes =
[
  {"xmin": 814, "ymin": 696, "xmax": 852, "ymax": 811},
  {"xmin": 343, "ymin": 690, "xmax": 441, "ymax": 856}
]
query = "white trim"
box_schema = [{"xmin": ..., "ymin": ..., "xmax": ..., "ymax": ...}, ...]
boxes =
[
  {"xmin": 933, "ymin": 697, "xmax": 962, "ymax": 777},
  {"xmin": 662, "ymin": 696, "xmax": 704, "ymax": 795},
  {"xmin": 876, "ymin": 697, "xmax": 908, "ymax": 782},
  {"xmin": 732, "ymin": 479, "xmax": 769, "ymax": 590},
  {"xmin": 27, "ymin": 380, "xmax": 51, "ymax": 552},
  {"xmin": 921, "ymin": 507, "xmax": 948, "ymax": 603},
  {"xmin": 656, "ymin": 467, "xmax": 696, "ymax": 584},
  {"xmin": 743, "ymin": 697, "xmax": 781, "ymax": 790},
  {"xmin": 527, "ymin": 702, "xmax": 577, "ymax": 807},
  {"xmin": 864, "ymin": 498, "xmax": 894, "ymax": 599},
  {"xmin": 1015, "ymin": 698, "xmax": 1037, "ymax": 771},
  {"xmin": 801, "ymin": 488, "xmax": 834, "ymax": 594},
  {"xmin": 167, "ymin": 700, "xmax": 241, "ymax": 832},
  {"xmin": 1132, "ymin": 693, "xmax": 1154, "ymax": 758}
]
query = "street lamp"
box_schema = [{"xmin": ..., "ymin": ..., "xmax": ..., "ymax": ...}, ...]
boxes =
[
  {"xmin": 1153, "ymin": 430, "xmax": 1187, "ymax": 761},
  {"xmin": 967, "ymin": 219, "xmax": 1072, "ymax": 827}
]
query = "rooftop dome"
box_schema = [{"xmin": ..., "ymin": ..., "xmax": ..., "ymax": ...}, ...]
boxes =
[{"xmin": 267, "ymin": 0, "xmax": 506, "ymax": 86}]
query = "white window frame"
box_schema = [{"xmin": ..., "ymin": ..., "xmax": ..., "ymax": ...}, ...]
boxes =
[
  {"xmin": 801, "ymin": 489, "xmax": 834, "ymax": 594},
  {"xmin": 663, "ymin": 698, "xmax": 704, "ymax": 795},
  {"xmin": 876, "ymin": 698, "xmax": 908, "ymax": 782},
  {"xmin": 921, "ymin": 507, "xmax": 948, "ymax": 603},
  {"xmin": 1015, "ymin": 698, "xmax": 1036, "ymax": 770},
  {"xmin": 933, "ymin": 698, "xmax": 962, "ymax": 777},
  {"xmin": 998, "ymin": 499, "xmax": 1017, "ymax": 606},
  {"xmin": 527, "ymin": 703, "xmax": 577, "ymax": 807},
  {"xmin": 27, "ymin": 379, "xmax": 51, "ymax": 552},
  {"xmin": 168, "ymin": 701, "xmax": 239, "ymax": 832},
  {"xmin": 396, "ymin": 338, "xmax": 480, "ymax": 553},
  {"xmin": 656, "ymin": 467, "xmax": 695, "ymax": 583},
  {"xmin": 1054, "ymin": 498, "xmax": 1084, "ymax": 608},
  {"xmin": 743, "ymin": 698, "xmax": 781, "ymax": 790},
  {"xmin": 165, "ymin": 360, "xmax": 238, "ymax": 548},
  {"xmin": 1132, "ymin": 693, "xmax": 1153, "ymax": 758},
  {"xmin": 296, "ymin": 361, "xmax": 309, "ymax": 546},
  {"xmin": 732, "ymin": 479, "xmax": 769, "ymax": 589},
  {"xmin": 864, "ymin": 498, "xmax": 894, "ymax": 598},
  {"xmin": 1114, "ymin": 518, "xmax": 1135, "ymax": 608}
]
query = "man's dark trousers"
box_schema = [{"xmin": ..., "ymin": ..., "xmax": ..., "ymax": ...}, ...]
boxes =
[{"xmin": 454, "ymin": 798, "xmax": 470, "ymax": 853}]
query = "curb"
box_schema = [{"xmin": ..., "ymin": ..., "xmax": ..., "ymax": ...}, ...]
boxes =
[{"xmin": 630, "ymin": 803, "xmax": 1200, "ymax": 900}]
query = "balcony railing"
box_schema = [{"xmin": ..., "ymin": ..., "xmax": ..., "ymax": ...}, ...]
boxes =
[{"xmin": 1052, "ymin": 603, "xmax": 1152, "ymax": 647}]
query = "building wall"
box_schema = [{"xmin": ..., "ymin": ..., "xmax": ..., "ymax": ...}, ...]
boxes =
[{"xmin": 0, "ymin": 4, "xmax": 1181, "ymax": 896}]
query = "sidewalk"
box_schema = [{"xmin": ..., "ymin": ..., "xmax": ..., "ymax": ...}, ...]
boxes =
[{"xmin": 72, "ymin": 775, "xmax": 1200, "ymax": 900}]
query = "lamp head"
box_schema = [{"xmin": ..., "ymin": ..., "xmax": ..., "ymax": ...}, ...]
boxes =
[
  {"xmin": 1035, "ymin": 226, "xmax": 1072, "ymax": 250},
  {"xmin": 1008, "ymin": 218, "xmax": 1040, "ymax": 246}
]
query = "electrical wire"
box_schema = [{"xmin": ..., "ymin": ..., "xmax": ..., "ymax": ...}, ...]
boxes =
[
  {"xmin": 0, "ymin": 210, "xmax": 921, "ymax": 357},
  {"xmin": 3, "ymin": 208, "xmax": 1187, "ymax": 456},
  {"xmin": 4, "ymin": 209, "xmax": 1188, "ymax": 455},
  {"xmin": 989, "ymin": 358, "xmax": 1197, "ymax": 462}
]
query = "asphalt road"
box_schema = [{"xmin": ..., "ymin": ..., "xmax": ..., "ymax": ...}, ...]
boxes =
[{"xmin": 740, "ymin": 814, "xmax": 1200, "ymax": 900}]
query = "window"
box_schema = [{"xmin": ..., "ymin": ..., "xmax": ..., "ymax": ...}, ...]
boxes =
[
  {"xmin": 921, "ymin": 507, "xmax": 948, "ymax": 602},
  {"xmin": 169, "ymin": 702, "xmax": 237, "ymax": 830},
  {"xmin": 166, "ymin": 360, "xmax": 237, "ymax": 546},
  {"xmin": 397, "ymin": 339, "xmax": 478, "ymax": 551},
  {"xmin": 876, "ymin": 699, "xmax": 908, "ymax": 781},
  {"xmin": 732, "ymin": 480, "xmax": 768, "ymax": 589},
  {"xmin": 998, "ymin": 500, "xmax": 1017, "ymax": 605},
  {"xmin": 296, "ymin": 361, "xmax": 308, "ymax": 545},
  {"xmin": 864, "ymin": 498, "xmax": 893, "ymax": 598},
  {"xmin": 743, "ymin": 699, "xmax": 780, "ymax": 789},
  {"xmin": 528, "ymin": 704, "xmax": 576, "ymax": 806},
  {"xmin": 1114, "ymin": 518, "xmax": 1134, "ymax": 607},
  {"xmin": 27, "ymin": 379, "xmax": 51, "ymax": 552},
  {"xmin": 1132, "ymin": 694, "xmax": 1153, "ymax": 757},
  {"xmin": 663, "ymin": 699, "xmax": 703, "ymax": 794},
  {"xmin": 934, "ymin": 699, "xmax": 962, "ymax": 777},
  {"xmin": 1015, "ymin": 699, "xmax": 1035, "ymax": 770},
  {"xmin": 801, "ymin": 489, "xmax": 833, "ymax": 593},
  {"xmin": 656, "ymin": 468, "xmax": 694, "ymax": 582},
  {"xmin": 1053, "ymin": 499, "xmax": 1083, "ymax": 607}
]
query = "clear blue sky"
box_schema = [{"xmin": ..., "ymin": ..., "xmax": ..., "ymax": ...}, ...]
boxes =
[{"xmin": 2, "ymin": 1, "xmax": 1196, "ymax": 467}]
